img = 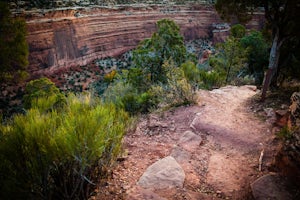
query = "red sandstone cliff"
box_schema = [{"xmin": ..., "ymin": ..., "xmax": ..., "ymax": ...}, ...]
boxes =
[{"xmin": 23, "ymin": 5, "xmax": 264, "ymax": 75}]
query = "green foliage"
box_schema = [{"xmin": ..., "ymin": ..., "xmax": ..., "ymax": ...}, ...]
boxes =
[
  {"xmin": 23, "ymin": 78, "xmax": 66, "ymax": 112},
  {"xmin": 150, "ymin": 60, "xmax": 195, "ymax": 108},
  {"xmin": 132, "ymin": 19, "xmax": 187, "ymax": 86},
  {"xmin": 99, "ymin": 19, "xmax": 194, "ymax": 114},
  {"xmin": 209, "ymin": 37, "xmax": 248, "ymax": 84},
  {"xmin": 99, "ymin": 19, "xmax": 195, "ymax": 114},
  {"xmin": 206, "ymin": 26, "xmax": 268, "ymax": 86},
  {"xmin": 230, "ymin": 24, "xmax": 246, "ymax": 39},
  {"xmin": 199, "ymin": 70, "xmax": 225, "ymax": 89},
  {"xmin": 127, "ymin": 67, "xmax": 151, "ymax": 91},
  {"xmin": 0, "ymin": 2, "xmax": 29, "ymax": 83},
  {"xmin": 0, "ymin": 94, "xmax": 128, "ymax": 199},
  {"xmin": 240, "ymin": 31, "xmax": 269, "ymax": 84},
  {"xmin": 120, "ymin": 91, "xmax": 156, "ymax": 115},
  {"xmin": 277, "ymin": 126, "xmax": 293, "ymax": 140},
  {"xmin": 181, "ymin": 61, "xmax": 200, "ymax": 84},
  {"xmin": 103, "ymin": 71, "xmax": 157, "ymax": 115},
  {"xmin": 180, "ymin": 60, "xmax": 224, "ymax": 90},
  {"xmin": 215, "ymin": 0, "xmax": 300, "ymax": 99},
  {"xmin": 103, "ymin": 59, "xmax": 195, "ymax": 114}
]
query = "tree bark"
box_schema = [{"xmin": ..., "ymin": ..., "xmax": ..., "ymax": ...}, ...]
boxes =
[{"xmin": 261, "ymin": 29, "xmax": 281, "ymax": 101}]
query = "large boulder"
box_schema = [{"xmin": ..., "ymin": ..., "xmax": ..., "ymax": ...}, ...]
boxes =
[{"xmin": 137, "ymin": 156, "xmax": 185, "ymax": 189}]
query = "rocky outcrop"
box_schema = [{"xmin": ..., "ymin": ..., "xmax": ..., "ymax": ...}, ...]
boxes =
[
  {"xmin": 275, "ymin": 92, "xmax": 300, "ymax": 183},
  {"xmin": 22, "ymin": 5, "xmax": 264, "ymax": 76}
]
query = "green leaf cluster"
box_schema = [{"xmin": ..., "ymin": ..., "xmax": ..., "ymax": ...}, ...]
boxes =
[{"xmin": 0, "ymin": 94, "xmax": 128, "ymax": 199}]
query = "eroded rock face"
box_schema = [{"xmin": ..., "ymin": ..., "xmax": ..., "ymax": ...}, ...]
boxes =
[
  {"xmin": 23, "ymin": 5, "xmax": 264, "ymax": 76},
  {"xmin": 275, "ymin": 92, "xmax": 300, "ymax": 183}
]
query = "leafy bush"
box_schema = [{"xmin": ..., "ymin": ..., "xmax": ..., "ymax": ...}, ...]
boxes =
[
  {"xmin": 0, "ymin": 94, "xmax": 128, "ymax": 199},
  {"xmin": 180, "ymin": 60, "xmax": 225, "ymax": 90},
  {"xmin": 23, "ymin": 77, "xmax": 66, "ymax": 112},
  {"xmin": 199, "ymin": 70, "xmax": 225, "ymax": 89},
  {"xmin": 230, "ymin": 24, "xmax": 246, "ymax": 39},
  {"xmin": 150, "ymin": 60, "xmax": 195, "ymax": 108},
  {"xmin": 240, "ymin": 30, "xmax": 269, "ymax": 85},
  {"xmin": 99, "ymin": 19, "xmax": 195, "ymax": 114},
  {"xmin": 132, "ymin": 19, "xmax": 187, "ymax": 86},
  {"xmin": 103, "ymin": 78, "xmax": 157, "ymax": 115},
  {"xmin": 181, "ymin": 61, "xmax": 200, "ymax": 85}
]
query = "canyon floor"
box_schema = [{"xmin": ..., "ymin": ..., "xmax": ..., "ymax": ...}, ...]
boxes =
[{"xmin": 93, "ymin": 85, "xmax": 286, "ymax": 200}]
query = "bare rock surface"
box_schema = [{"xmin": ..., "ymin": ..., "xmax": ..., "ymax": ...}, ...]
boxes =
[
  {"xmin": 170, "ymin": 146, "xmax": 191, "ymax": 164},
  {"xmin": 137, "ymin": 156, "xmax": 185, "ymax": 189},
  {"xmin": 94, "ymin": 85, "xmax": 287, "ymax": 199},
  {"xmin": 177, "ymin": 130, "xmax": 202, "ymax": 151}
]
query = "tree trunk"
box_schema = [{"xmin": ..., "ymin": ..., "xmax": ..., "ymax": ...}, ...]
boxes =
[{"xmin": 261, "ymin": 29, "xmax": 281, "ymax": 101}]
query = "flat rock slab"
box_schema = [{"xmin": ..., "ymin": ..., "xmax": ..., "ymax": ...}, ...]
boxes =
[
  {"xmin": 137, "ymin": 156, "xmax": 185, "ymax": 189},
  {"xmin": 251, "ymin": 174, "xmax": 297, "ymax": 200},
  {"xmin": 178, "ymin": 130, "xmax": 202, "ymax": 151},
  {"xmin": 170, "ymin": 146, "xmax": 191, "ymax": 164}
]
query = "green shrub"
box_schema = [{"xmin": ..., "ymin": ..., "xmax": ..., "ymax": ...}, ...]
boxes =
[
  {"xmin": 240, "ymin": 30, "xmax": 269, "ymax": 85},
  {"xmin": 199, "ymin": 70, "xmax": 225, "ymax": 89},
  {"xmin": 230, "ymin": 24, "xmax": 246, "ymax": 39},
  {"xmin": 0, "ymin": 94, "xmax": 128, "ymax": 199},
  {"xmin": 150, "ymin": 60, "xmax": 196, "ymax": 108},
  {"xmin": 23, "ymin": 77, "xmax": 66, "ymax": 112},
  {"xmin": 181, "ymin": 61, "xmax": 200, "ymax": 85},
  {"xmin": 132, "ymin": 19, "xmax": 187, "ymax": 85}
]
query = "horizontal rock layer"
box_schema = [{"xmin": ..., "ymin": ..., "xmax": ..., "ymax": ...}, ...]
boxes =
[{"xmin": 24, "ymin": 5, "xmax": 264, "ymax": 75}]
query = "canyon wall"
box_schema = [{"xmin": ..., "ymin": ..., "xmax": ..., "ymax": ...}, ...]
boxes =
[{"xmin": 23, "ymin": 5, "xmax": 264, "ymax": 75}]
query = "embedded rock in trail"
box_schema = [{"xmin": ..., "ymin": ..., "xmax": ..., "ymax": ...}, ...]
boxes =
[
  {"xmin": 251, "ymin": 174, "xmax": 296, "ymax": 200},
  {"xmin": 137, "ymin": 156, "xmax": 185, "ymax": 189},
  {"xmin": 170, "ymin": 146, "xmax": 191, "ymax": 164},
  {"xmin": 177, "ymin": 130, "xmax": 202, "ymax": 152}
]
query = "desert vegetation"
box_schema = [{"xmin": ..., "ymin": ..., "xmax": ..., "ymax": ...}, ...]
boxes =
[
  {"xmin": 0, "ymin": 2, "xmax": 28, "ymax": 83},
  {"xmin": 0, "ymin": 0, "xmax": 300, "ymax": 199}
]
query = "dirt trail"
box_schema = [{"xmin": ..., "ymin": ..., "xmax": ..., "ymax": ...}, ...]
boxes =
[{"xmin": 94, "ymin": 85, "xmax": 278, "ymax": 200}]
